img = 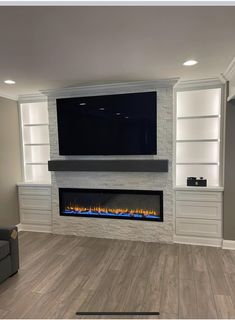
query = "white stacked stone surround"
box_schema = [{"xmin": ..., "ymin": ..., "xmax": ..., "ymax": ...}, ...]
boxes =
[{"xmin": 46, "ymin": 80, "xmax": 177, "ymax": 243}]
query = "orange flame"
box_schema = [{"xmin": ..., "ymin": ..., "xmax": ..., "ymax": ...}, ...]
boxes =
[{"xmin": 65, "ymin": 204, "xmax": 160, "ymax": 216}]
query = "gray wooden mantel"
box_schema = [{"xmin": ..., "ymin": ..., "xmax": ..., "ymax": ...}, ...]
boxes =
[{"xmin": 48, "ymin": 160, "xmax": 169, "ymax": 172}]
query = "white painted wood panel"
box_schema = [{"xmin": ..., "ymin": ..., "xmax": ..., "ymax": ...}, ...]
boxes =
[
  {"xmin": 176, "ymin": 191, "xmax": 222, "ymax": 202},
  {"xmin": 176, "ymin": 201, "xmax": 222, "ymax": 220},
  {"xmin": 176, "ymin": 218, "xmax": 222, "ymax": 238},
  {"xmin": 18, "ymin": 186, "xmax": 51, "ymax": 196},
  {"xmin": 19, "ymin": 195, "xmax": 51, "ymax": 211},
  {"xmin": 20, "ymin": 209, "xmax": 51, "ymax": 225}
]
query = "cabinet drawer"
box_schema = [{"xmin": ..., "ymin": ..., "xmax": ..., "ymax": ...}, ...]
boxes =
[
  {"xmin": 20, "ymin": 209, "xmax": 51, "ymax": 225},
  {"xmin": 18, "ymin": 186, "xmax": 51, "ymax": 196},
  {"xmin": 19, "ymin": 195, "xmax": 51, "ymax": 210},
  {"xmin": 176, "ymin": 201, "xmax": 222, "ymax": 220},
  {"xmin": 176, "ymin": 218, "xmax": 222, "ymax": 238},
  {"xmin": 176, "ymin": 191, "xmax": 222, "ymax": 202}
]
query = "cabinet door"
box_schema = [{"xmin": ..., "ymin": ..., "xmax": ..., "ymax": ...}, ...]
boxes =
[
  {"xmin": 176, "ymin": 218, "xmax": 222, "ymax": 238},
  {"xmin": 176, "ymin": 201, "xmax": 222, "ymax": 220},
  {"xmin": 19, "ymin": 195, "xmax": 51, "ymax": 211}
]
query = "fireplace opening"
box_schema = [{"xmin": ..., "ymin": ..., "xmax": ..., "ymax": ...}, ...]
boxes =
[{"xmin": 59, "ymin": 188, "xmax": 163, "ymax": 222}]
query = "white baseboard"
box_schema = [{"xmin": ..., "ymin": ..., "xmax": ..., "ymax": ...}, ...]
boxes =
[
  {"xmin": 222, "ymin": 240, "xmax": 235, "ymax": 250},
  {"xmin": 19, "ymin": 223, "xmax": 52, "ymax": 233},
  {"xmin": 174, "ymin": 234, "xmax": 222, "ymax": 247},
  {"xmin": 16, "ymin": 223, "xmax": 22, "ymax": 232}
]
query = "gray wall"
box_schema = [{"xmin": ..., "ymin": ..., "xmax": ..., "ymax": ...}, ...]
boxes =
[
  {"xmin": 0, "ymin": 97, "xmax": 22, "ymax": 226},
  {"xmin": 224, "ymin": 99, "xmax": 235, "ymax": 240}
]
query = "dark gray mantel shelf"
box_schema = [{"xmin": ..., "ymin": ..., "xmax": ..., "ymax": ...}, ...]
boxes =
[{"xmin": 48, "ymin": 160, "xmax": 168, "ymax": 173}]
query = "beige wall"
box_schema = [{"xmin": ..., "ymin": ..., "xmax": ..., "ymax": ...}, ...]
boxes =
[
  {"xmin": 0, "ymin": 97, "xmax": 22, "ymax": 226},
  {"xmin": 224, "ymin": 99, "xmax": 235, "ymax": 240}
]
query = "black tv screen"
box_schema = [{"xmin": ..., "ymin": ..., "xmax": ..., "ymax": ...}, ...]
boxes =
[{"xmin": 56, "ymin": 91, "xmax": 157, "ymax": 155}]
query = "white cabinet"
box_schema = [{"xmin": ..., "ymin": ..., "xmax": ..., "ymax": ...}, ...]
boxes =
[
  {"xmin": 175, "ymin": 190, "xmax": 222, "ymax": 241},
  {"xmin": 18, "ymin": 184, "xmax": 52, "ymax": 232},
  {"xmin": 19, "ymin": 101, "xmax": 51, "ymax": 182}
]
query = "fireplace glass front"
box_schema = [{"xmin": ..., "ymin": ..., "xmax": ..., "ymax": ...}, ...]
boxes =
[{"xmin": 59, "ymin": 188, "xmax": 163, "ymax": 222}]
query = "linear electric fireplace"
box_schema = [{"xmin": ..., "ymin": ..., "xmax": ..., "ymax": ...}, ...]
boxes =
[{"xmin": 59, "ymin": 188, "xmax": 163, "ymax": 222}]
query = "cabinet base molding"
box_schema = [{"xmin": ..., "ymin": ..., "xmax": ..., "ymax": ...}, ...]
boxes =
[
  {"xmin": 18, "ymin": 223, "xmax": 52, "ymax": 233},
  {"xmin": 222, "ymin": 240, "xmax": 235, "ymax": 250},
  {"xmin": 174, "ymin": 234, "xmax": 222, "ymax": 247}
]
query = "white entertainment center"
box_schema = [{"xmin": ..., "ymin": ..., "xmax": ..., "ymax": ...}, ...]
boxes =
[{"xmin": 17, "ymin": 79, "xmax": 226, "ymax": 247}]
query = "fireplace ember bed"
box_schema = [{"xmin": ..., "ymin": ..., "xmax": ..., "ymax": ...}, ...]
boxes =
[{"xmin": 59, "ymin": 188, "xmax": 163, "ymax": 222}]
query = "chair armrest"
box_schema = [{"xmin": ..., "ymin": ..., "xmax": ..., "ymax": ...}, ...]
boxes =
[{"xmin": 0, "ymin": 226, "xmax": 19, "ymax": 274}]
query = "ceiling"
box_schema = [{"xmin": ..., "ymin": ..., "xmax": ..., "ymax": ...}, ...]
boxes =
[{"xmin": 0, "ymin": 6, "xmax": 235, "ymax": 98}]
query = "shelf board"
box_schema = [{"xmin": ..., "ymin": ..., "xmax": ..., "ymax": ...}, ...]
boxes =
[
  {"xmin": 25, "ymin": 162, "xmax": 48, "ymax": 165},
  {"xmin": 24, "ymin": 143, "xmax": 50, "ymax": 146},
  {"xmin": 176, "ymin": 162, "xmax": 219, "ymax": 165},
  {"xmin": 48, "ymin": 159, "xmax": 169, "ymax": 172},
  {"xmin": 23, "ymin": 123, "xmax": 48, "ymax": 127},
  {"xmin": 177, "ymin": 115, "xmax": 220, "ymax": 120},
  {"xmin": 176, "ymin": 139, "xmax": 219, "ymax": 143}
]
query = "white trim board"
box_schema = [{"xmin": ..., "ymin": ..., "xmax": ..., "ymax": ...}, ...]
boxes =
[
  {"xmin": 175, "ymin": 78, "xmax": 223, "ymax": 90},
  {"xmin": 0, "ymin": 91, "xmax": 18, "ymax": 101},
  {"xmin": 174, "ymin": 235, "xmax": 222, "ymax": 247},
  {"xmin": 41, "ymin": 79, "xmax": 179, "ymax": 98},
  {"xmin": 223, "ymin": 57, "xmax": 235, "ymax": 81},
  {"xmin": 222, "ymin": 240, "xmax": 235, "ymax": 250}
]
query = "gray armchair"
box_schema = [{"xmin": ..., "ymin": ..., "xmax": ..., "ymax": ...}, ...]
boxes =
[{"xmin": 0, "ymin": 226, "xmax": 19, "ymax": 283}]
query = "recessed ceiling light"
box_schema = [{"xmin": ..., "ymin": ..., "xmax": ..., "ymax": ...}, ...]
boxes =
[
  {"xmin": 125, "ymin": 116, "xmax": 129, "ymax": 119},
  {"xmin": 79, "ymin": 102, "xmax": 86, "ymax": 106},
  {"xmin": 99, "ymin": 107, "xmax": 105, "ymax": 111},
  {"xmin": 4, "ymin": 79, "xmax": 16, "ymax": 84},
  {"xmin": 116, "ymin": 112, "xmax": 121, "ymax": 115},
  {"xmin": 183, "ymin": 60, "xmax": 198, "ymax": 66}
]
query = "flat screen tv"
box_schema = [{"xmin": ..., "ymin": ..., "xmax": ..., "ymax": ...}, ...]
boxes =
[{"xmin": 56, "ymin": 91, "xmax": 157, "ymax": 155}]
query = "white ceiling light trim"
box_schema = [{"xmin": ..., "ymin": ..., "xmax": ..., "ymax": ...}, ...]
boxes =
[
  {"xmin": 4, "ymin": 79, "xmax": 16, "ymax": 84},
  {"xmin": 183, "ymin": 60, "xmax": 198, "ymax": 66}
]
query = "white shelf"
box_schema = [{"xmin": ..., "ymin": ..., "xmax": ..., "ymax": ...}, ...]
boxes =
[
  {"xmin": 25, "ymin": 162, "xmax": 48, "ymax": 165},
  {"xmin": 176, "ymin": 139, "xmax": 219, "ymax": 143},
  {"xmin": 176, "ymin": 162, "xmax": 219, "ymax": 165},
  {"xmin": 177, "ymin": 115, "xmax": 220, "ymax": 120},
  {"xmin": 24, "ymin": 143, "xmax": 50, "ymax": 146},
  {"xmin": 174, "ymin": 186, "xmax": 224, "ymax": 191},
  {"xmin": 17, "ymin": 181, "xmax": 51, "ymax": 187},
  {"xmin": 23, "ymin": 123, "xmax": 48, "ymax": 127}
]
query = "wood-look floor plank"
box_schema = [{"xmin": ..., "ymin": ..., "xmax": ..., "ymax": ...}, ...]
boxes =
[
  {"xmin": 179, "ymin": 279, "xmax": 197, "ymax": 319},
  {"xmin": 179, "ymin": 244, "xmax": 194, "ymax": 280},
  {"xmin": 214, "ymin": 295, "xmax": 235, "ymax": 319},
  {"xmin": 205, "ymin": 247, "xmax": 230, "ymax": 295},
  {"xmin": 142, "ymin": 244, "xmax": 167, "ymax": 312},
  {"xmin": 194, "ymin": 271, "xmax": 217, "ymax": 319},
  {"xmin": 1, "ymin": 232, "xmax": 235, "ymax": 319},
  {"xmin": 159, "ymin": 244, "xmax": 179, "ymax": 316}
]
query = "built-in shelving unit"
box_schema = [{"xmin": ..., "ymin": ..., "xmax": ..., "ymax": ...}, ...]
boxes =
[
  {"xmin": 176, "ymin": 87, "xmax": 222, "ymax": 187},
  {"xmin": 174, "ymin": 82, "xmax": 225, "ymax": 246},
  {"xmin": 19, "ymin": 101, "xmax": 51, "ymax": 182}
]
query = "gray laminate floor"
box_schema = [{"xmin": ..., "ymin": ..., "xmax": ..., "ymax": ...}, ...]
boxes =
[{"xmin": 0, "ymin": 232, "xmax": 235, "ymax": 319}]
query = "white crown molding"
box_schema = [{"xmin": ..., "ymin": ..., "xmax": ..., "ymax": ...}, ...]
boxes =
[
  {"xmin": 41, "ymin": 79, "xmax": 179, "ymax": 98},
  {"xmin": 174, "ymin": 235, "xmax": 222, "ymax": 247},
  {"xmin": 18, "ymin": 93, "xmax": 48, "ymax": 104},
  {"xmin": 222, "ymin": 240, "xmax": 235, "ymax": 250},
  {"xmin": 0, "ymin": 91, "xmax": 18, "ymax": 101},
  {"xmin": 175, "ymin": 77, "xmax": 223, "ymax": 90},
  {"xmin": 223, "ymin": 57, "xmax": 235, "ymax": 81}
]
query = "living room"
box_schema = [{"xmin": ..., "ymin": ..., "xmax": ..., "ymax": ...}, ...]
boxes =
[{"xmin": 0, "ymin": 3, "xmax": 235, "ymax": 319}]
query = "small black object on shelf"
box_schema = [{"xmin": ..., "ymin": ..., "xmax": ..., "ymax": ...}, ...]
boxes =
[{"xmin": 187, "ymin": 177, "xmax": 207, "ymax": 187}]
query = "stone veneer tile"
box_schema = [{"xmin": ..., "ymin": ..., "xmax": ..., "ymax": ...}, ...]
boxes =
[{"xmin": 48, "ymin": 86, "xmax": 174, "ymax": 243}]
